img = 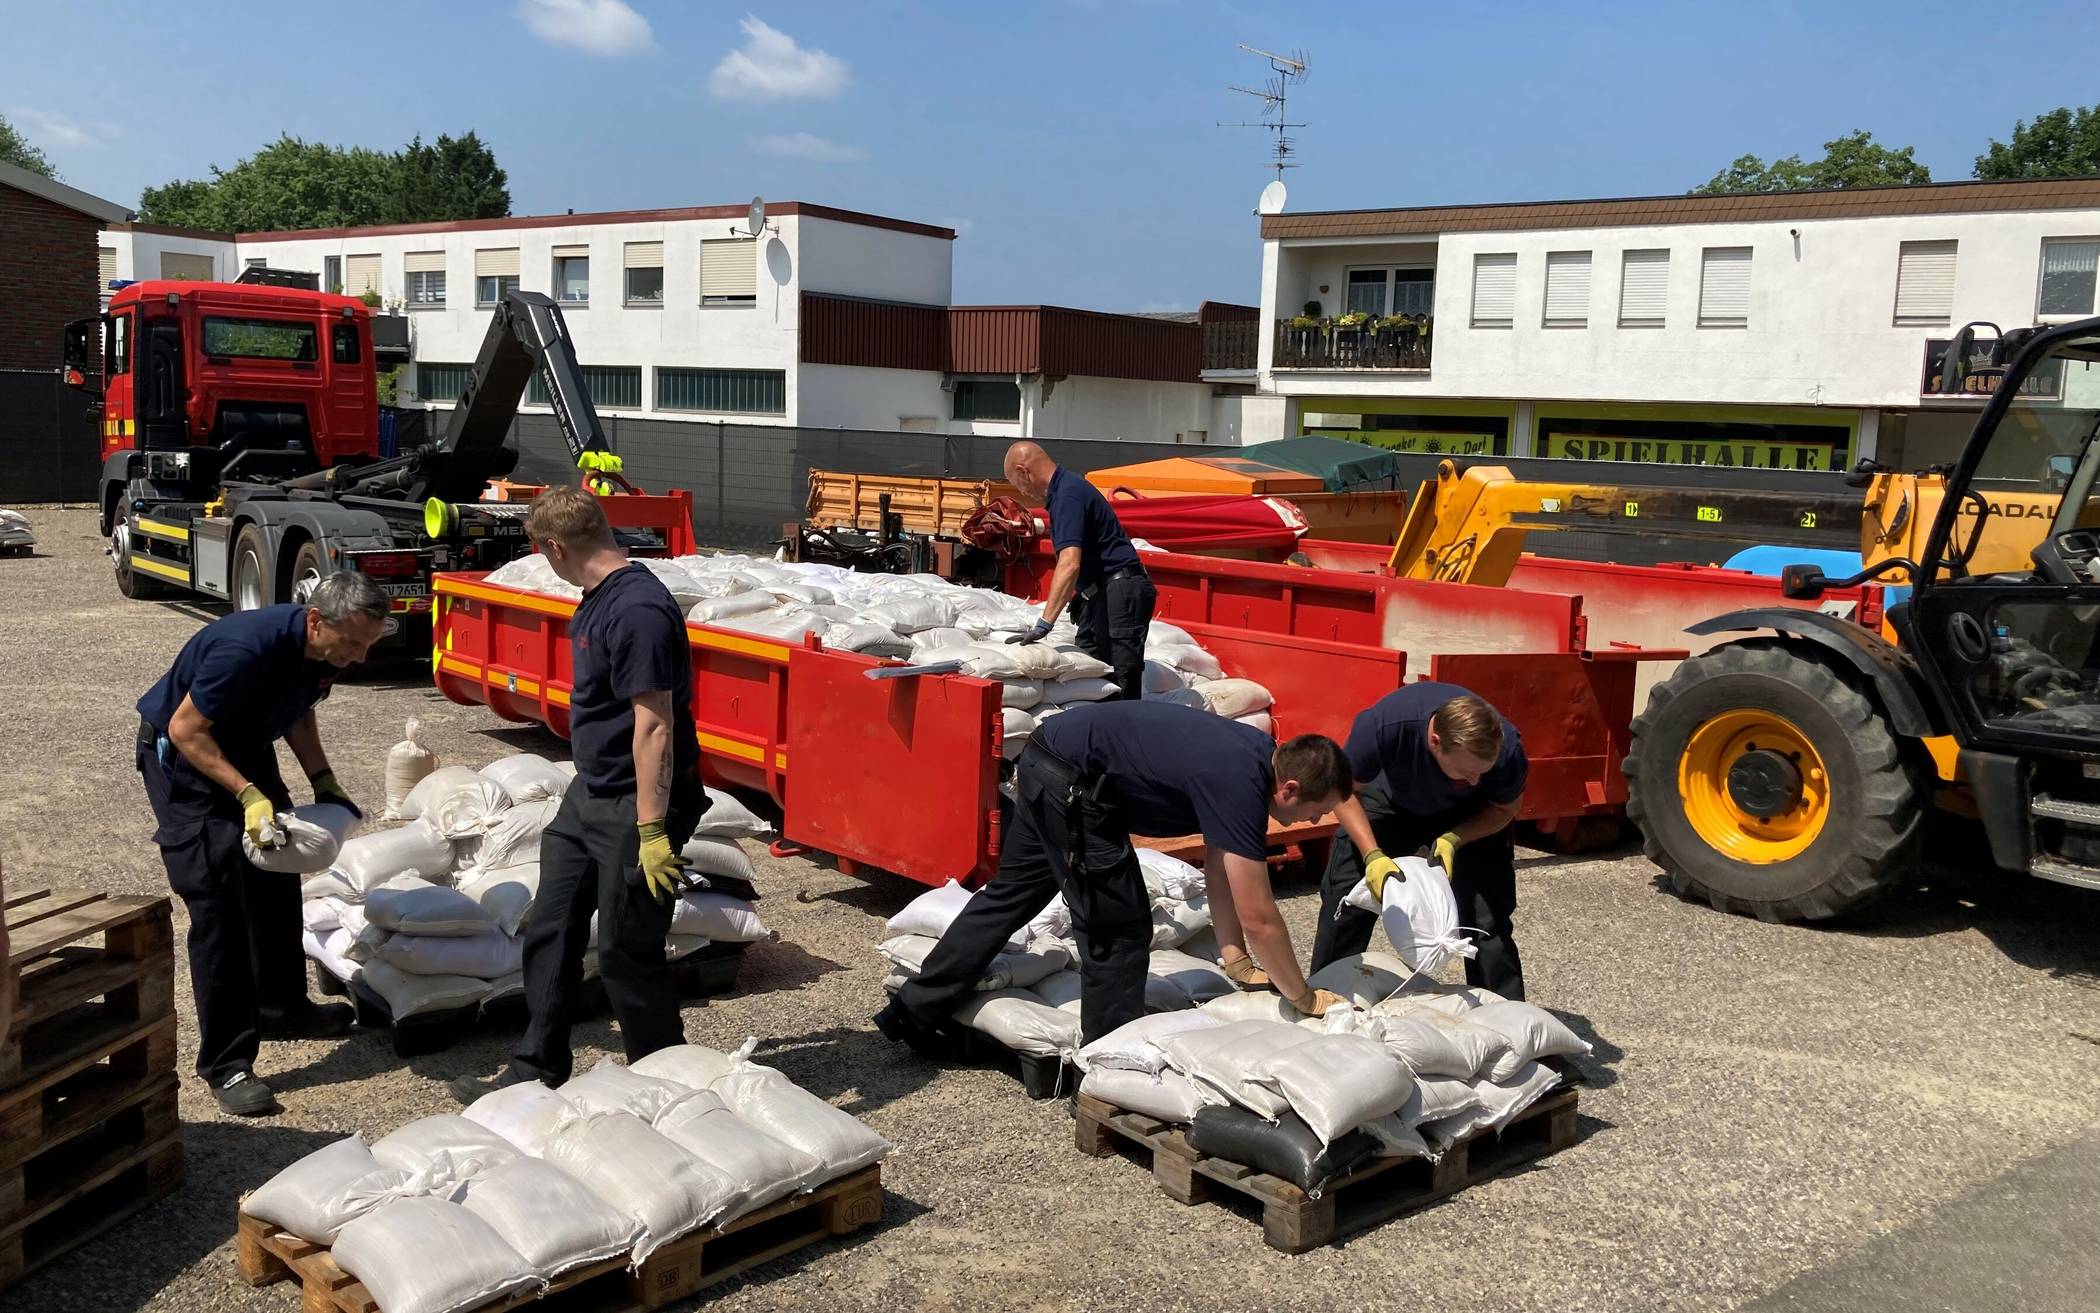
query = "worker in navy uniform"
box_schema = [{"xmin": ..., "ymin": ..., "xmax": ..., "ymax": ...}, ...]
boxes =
[
  {"xmin": 454, "ymin": 485, "xmax": 707, "ymax": 1099},
  {"xmin": 136, "ymin": 573, "xmax": 388, "ymax": 1115},
  {"xmin": 1002, "ymin": 441, "xmax": 1155, "ymax": 701},
  {"xmin": 1312, "ymin": 685, "xmax": 1529, "ymax": 999},
  {"xmin": 875, "ymin": 702, "xmax": 1352, "ymax": 1051}
]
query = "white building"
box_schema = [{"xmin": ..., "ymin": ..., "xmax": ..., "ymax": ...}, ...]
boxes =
[
  {"xmin": 1219, "ymin": 177, "xmax": 2100, "ymax": 472},
  {"xmin": 100, "ymin": 202, "xmax": 1241, "ymax": 443}
]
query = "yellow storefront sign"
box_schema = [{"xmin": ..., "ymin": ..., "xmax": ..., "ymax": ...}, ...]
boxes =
[
  {"xmin": 1545, "ymin": 435, "xmax": 1833, "ymax": 470},
  {"xmin": 1309, "ymin": 429, "xmax": 1502, "ymax": 457}
]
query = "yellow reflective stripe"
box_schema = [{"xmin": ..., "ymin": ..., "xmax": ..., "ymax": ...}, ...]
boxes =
[
  {"xmin": 438, "ymin": 655, "xmax": 571, "ymax": 707},
  {"xmin": 696, "ymin": 732, "xmax": 787, "ymax": 770},
  {"xmin": 134, "ymin": 519, "xmax": 189, "ymax": 542},
  {"xmin": 433, "ymin": 576, "xmax": 579, "ymax": 619},
  {"xmin": 688, "ymin": 627, "xmax": 790, "ymax": 662},
  {"xmin": 128, "ymin": 554, "xmax": 190, "ymax": 583}
]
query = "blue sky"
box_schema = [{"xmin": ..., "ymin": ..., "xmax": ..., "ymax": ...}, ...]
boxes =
[{"xmin": 5, "ymin": 1, "xmax": 2097, "ymax": 309}]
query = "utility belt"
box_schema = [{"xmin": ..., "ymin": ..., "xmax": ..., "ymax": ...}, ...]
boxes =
[
  {"xmin": 1015, "ymin": 740, "xmax": 1115, "ymax": 871},
  {"xmin": 1078, "ymin": 563, "xmax": 1147, "ymax": 603}
]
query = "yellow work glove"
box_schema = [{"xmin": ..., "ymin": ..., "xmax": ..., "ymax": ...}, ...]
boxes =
[
  {"xmin": 238, "ymin": 785, "xmax": 279, "ymax": 849},
  {"xmin": 1431, "ymin": 831, "xmax": 1460, "ymax": 873},
  {"xmin": 636, "ymin": 819, "xmax": 688, "ymax": 902},
  {"xmin": 309, "ymin": 770, "xmax": 362, "ymax": 819},
  {"xmin": 1220, "ymin": 951, "xmax": 1273, "ymax": 992},
  {"xmin": 1287, "ymin": 986, "xmax": 1350, "ymax": 1017},
  {"xmin": 1362, "ymin": 848, "xmax": 1402, "ymax": 901}
]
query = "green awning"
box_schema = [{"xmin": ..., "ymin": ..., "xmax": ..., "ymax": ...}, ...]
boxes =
[{"xmin": 1238, "ymin": 435, "xmax": 1405, "ymax": 492}]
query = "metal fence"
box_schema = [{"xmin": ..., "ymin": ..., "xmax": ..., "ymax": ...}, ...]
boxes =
[{"xmin": 0, "ymin": 370, "xmax": 99, "ymax": 503}]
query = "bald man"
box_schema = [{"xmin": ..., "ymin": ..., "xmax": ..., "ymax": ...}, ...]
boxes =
[{"xmin": 1004, "ymin": 441, "xmax": 1155, "ymax": 701}]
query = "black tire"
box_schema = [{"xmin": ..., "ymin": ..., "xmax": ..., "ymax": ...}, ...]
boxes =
[
  {"xmin": 289, "ymin": 540, "xmax": 327, "ymax": 604},
  {"xmin": 232, "ymin": 525, "xmax": 271, "ymax": 610},
  {"xmin": 1623, "ymin": 640, "xmax": 1925, "ymax": 922},
  {"xmin": 110, "ymin": 496, "xmax": 170, "ymax": 599}
]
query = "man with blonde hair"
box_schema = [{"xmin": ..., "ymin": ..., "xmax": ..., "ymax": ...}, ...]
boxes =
[
  {"xmin": 1313, "ymin": 684, "xmax": 1529, "ymax": 998},
  {"xmin": 1002, "ymin": 441, "xmax": 1154, "ymax": 701}
]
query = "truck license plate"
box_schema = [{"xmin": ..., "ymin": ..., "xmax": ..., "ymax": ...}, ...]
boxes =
[{"xmin": 380, "ymin": 581, "xmax": 425, "ymax": 598}]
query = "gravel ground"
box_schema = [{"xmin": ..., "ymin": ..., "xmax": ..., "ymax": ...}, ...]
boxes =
[{"xmin": 4, "ymin": 503, "xmax": 2099, "ymax": 1313}]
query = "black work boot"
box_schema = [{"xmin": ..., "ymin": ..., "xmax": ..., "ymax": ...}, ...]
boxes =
[
  {"xmin": 212, "ymin": 1069, "xmax": 279, "ymax": 1116},
  {"xmin": 872, "ymin": 999, "xmax": 962, "ymax": 1061}
]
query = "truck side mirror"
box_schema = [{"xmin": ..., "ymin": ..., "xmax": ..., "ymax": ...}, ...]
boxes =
[
  {"xmin": 61, "ymin": 319, "xmax": 102, "ymax": 395},
  {"xmin": 1780, "ymin": 564, "xmax": 1827, "ymax": 599}
]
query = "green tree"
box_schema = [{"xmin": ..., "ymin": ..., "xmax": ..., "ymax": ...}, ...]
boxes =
[
  {"xmin": 393, "ymin": 132, "xmax": 509, "ymax": 223},
  {"xmin": 138, "ymin": 132, "xmax": 512, "ymax": 230},
  {"xmin": 1975, "ymin": 105, "xmax": 2100, "ymax": 179},
  {"xmin": 1693, "ymin": 130, "xmax": 1931, "ymax": 195},
  {"xmin": 0, "ymin": 113, "xmax": 57, "ymax": 179}
]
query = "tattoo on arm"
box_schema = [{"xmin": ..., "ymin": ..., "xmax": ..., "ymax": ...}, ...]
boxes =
[{"xmin": 652, "ymin": 741, "xmax": 672, "ymax": 816}]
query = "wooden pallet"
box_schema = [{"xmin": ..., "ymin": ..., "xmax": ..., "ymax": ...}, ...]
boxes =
[
  {"xmin": 0, "ymin": 886, "xmax": 182, "ymax": 1292},
  {"xmin": 236, "ymin": 1162, "xmax": 885, "ymax": 1312},
  {"xmin": 1074, "ymin": 1076, "xmax": 1580, "ymax": 1253}
]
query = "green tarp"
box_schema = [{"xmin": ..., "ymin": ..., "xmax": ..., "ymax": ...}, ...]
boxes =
[{"xmin": 1238, "ymin": 435, "xmax": 1405, "ymax": 492}]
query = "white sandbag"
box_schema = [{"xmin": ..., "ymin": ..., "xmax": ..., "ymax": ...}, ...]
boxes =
[
  {"xmin": 631, "ymin": 1043, "xmax": 739, "ymax": 1090},
  {"xmin": 479, "ymin": 754, "xmax": 571, "ymax": 805},
  {"xmin": 1140, "ymin": 660, "xmax": 1186, "ymax": 694},
  {"xmin": 687, "ymin": 591, "xmax": 777, "ymax": 623},
  {"xmin": 1382, "ymin": 983, "xmax": 1507, "ymax": 1014},
  {"xmin": 1378, "ymin": 1005, "xmax": 1512, "ymax": 1080},
  {"xmin": 456, "ymin": 798, "xmax": 561, "ymax": 878},
  {"xmin": 908, "ymin": 626, "xmax": 976, "ymax": 654},
  {"xmin": 365, "ymin": 882, "xmax": 493, "ymax": 937},
  {"xmin": 458, "ymin": 864, "xmax": 539, "ymax": 936},
  {"xmin": 1074, "ymin": 1010, "xmax": 1224, "ymax": 1075},
  {"xmin": 241, "ymin": 1135, "xmax": 406, "ymax": 1245},
  {"xmin": 244, "ymin": 803, "xmax": 360, "ymax": 874},
  {"xmin": 766, "ymin": 581, "xmax": 835, "ymax": 607},
  {"xmin": 302, "ymin": 870, "xmax": 357, "ymax": 901},
  {"xmin": 653, "ymin": 1090, "xmax": 828, "ymax": 1221},
  {"xmin": 884, "ymin": 879, "xmax": 974, "ymax": 940},
  {"xmin": 1147, "ymin": 642, "xmax": 1222, "ymax": 680},
  {"xmin": 383, "ymin": 719, "xmax": 439, "ymax": 820},
  {"xmin": 483, "ymin": 971, "xmax": 525, "ymax": 1005},
  {"xmin": 401, "ymin": 766, "xmax": 514, "ymax": 838},
  {"xmin": 1157, "ymin": 1020, "xmax": 1322, "ymax": 1119},
  {"xmin": 710, "ymin": 1052, "xmax": 893, "ymax": 1180},
  {"xmin": 331, "ymin": 1196, "xmax": 538, "ymax": 1313},
  {"xmin": 1198, "ymin": 991, "xmax": 1301, "ymax": 1026},
  {"xmin": 1235, "ymin": 711, "xmax": 1275, "ymax": 736},
  {"xmin": 1136, "ymin": 848, "xmax": 1207, "ymax": 901},
  {"xmin": 304, "ymin": 928, "xmax": 360, "ymax": 984},
  {"xmin": 333, "ymin": 820, "xmax": 457, "ymax": 893},
  {"xmin": 1463, "ymin": 1001, "xmax": 1592, "ymax": 1081},
  {"xmin": 1147, "ymin": 619, "xmax": 1194, "ymax": 646},
  {"xmin": 541, "ymin": 1111, "xmax": 739, "ymax": 1262},
  {"xmin": 1343, "ymin": 857, "xmax": 1477, "ymax": 977},
  {"xmin": 878, "ymin": 935, "xmax": 1069, "ymax": 991},
  {"xmin": 1000, "ymin": 679, "xmax": 1045, "ymax": 710},
  {"xmin": 669, "ymin": 891, "xmax": 768, "ymax": 942},
  {"xmin": 1197, "ymin": 678, "xmax": 1274, "ymax": 719},
  {"xmin": 1150, "ymin": 897, "xmax": 1210, "ymax": 950},
  {"xmin": 862, "ymin": 595, "xmax": 959, "ymax": 634},
  {"xmin": 1050, "ymin": 646, "xmax": 1112, "ymax": 680},
  {"xmin": 1147, "ymin": 950, "xmax": 1235, "ymax": 1006},
  {"xmin": 560, "ymin": 1059, "xmax": 688, "ymax": 1121},
  {"xmin": 1177, "ymin": 925, "xmax": 1221, "ymax": 963},
  {"xmin": 1029, "ymin": 968, "xmax": 1083, "ymax": 1015},
  {"xmin": 680, "ymin": 836, "xmax": 756, "ymax": 883},
  {"xmin": 823, "ymin": 620, "xmax": 910, "ymax": 654},
  {"xmin": 1307, "ymin": 951, "xmax": 1417, "ymax": 1009},
  {"xmin": 1246, "ymin": 1032, "xmax": 1415, "ymax": 1144},
  {"xmin": 462, "ymin": 1081, "xmax": 575, "ymax": 1157},
  {"xmin": 1042, "ymin": 676, "xmax": 1118, "ymax": 706},
  {"xmin": 1146, "ymin": 687, "xmax": 1212, "ymax": 711},
  {"xmin": 1423, "ymin": 1062, "xmax": 1563, "ymax": 1150},
  {"xmin": 370, "ymin": 1115, "xmax": 521, "ymax": 1177},
  {"xmin": 955, "ymin": 644, "xmax": 1029, "ymax": 681},
  {"xmin": 1360, "ymin": 1113, "xmax": 1433, "ymax": 1160},
  {"xmin": 1414, "ymin": 1074, "xmax": 1483, "ymax": 1125},
  {"xmin": 373, "ymin": 929, "xmax": 520, "ymax": 979},
  {"xmin": 952, "ymin": 988, "xmax": 1081, "ymax": 1058},
  {"xmin": 697, "ymin": 787, "xmax": 772, "ymax": 838},
  {"xmin": 716, "ymin": 608, "xmax": 827, "ymax": 641},
  {"xmin": 1000, "ymin": 706, "xmax": 1038, "ymax": 760},
  {"xmin": 1026, "ymin": 893, "xmax": 1073, "ymax": 945},
  {"xmin": 454, "ymin": 1156, "xmax": 639, "ymax": 1278},
  {"xmin": 303, "ymin": 898, "xmax": 343, "ymax": 934},
  {"xmin": 1365, "ymin": 1013, "xmax": 1478, "ymax": 1079},
  {"xmin": 359, "ymin": 960, "xmax": 492, "ymax": 1019},
  {"xmin": 666, "ymin": 935, "xmax": 711, "ymax": 962},
  {"xmin": 1079, "ymin": 1066, "xmax": 1207, "ymax": 1124}
]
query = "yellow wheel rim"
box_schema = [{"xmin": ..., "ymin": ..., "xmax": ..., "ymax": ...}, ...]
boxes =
[{"xmin": 1676, "ymin": 708, "xmax": 1829, "ymax": 863}]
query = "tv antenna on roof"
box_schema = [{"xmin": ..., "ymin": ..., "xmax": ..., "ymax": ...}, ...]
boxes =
[
  {"xmin": 734, "ymin": 196, "xmax": 771, "ymax": 238},
  {"xmin": 1220, "ymin": 44, "xmax": 1308, "ymax": 181}
]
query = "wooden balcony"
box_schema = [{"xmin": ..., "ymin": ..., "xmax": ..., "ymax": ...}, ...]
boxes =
[{"xmin": 1273, "ymin": 317, "xmax": 1432, "ymax": 371}]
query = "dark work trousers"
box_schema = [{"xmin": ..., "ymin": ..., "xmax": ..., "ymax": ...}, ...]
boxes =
[
  {"xmin": 895, "ymin": 744, "xmax": 1153, "ymax": 1046},
  {"xmin": 1072, "ymin": 569, "xmax": 1157, "ymax": 702},
  {"xmin": 513, "ymin": 774, "xmax": 704, "ymax": 1084},
  {"xmin": 1310, "ymin": 783, "xmax": 1526, "ymax": 999},
  {"xmin": 136, "ymin": 723, "xmax": 304, "ymax": 1085}
]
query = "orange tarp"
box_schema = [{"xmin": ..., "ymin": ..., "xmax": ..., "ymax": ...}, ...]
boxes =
[{"xmin": 1084, "ymin": 456, "xmax": 1327, "ymax": 497}]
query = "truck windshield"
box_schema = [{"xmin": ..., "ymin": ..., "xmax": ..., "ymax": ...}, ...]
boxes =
[{"xmin": 201, "ymin": 316, "xmax": 318, "ymax": 362}]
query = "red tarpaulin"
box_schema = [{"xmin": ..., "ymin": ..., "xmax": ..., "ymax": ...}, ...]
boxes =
[{"xmin": 1041, "ymin": 493, "xmax": 1309, "ymax": 552}]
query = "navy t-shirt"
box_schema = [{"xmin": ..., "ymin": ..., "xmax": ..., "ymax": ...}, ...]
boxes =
[
  {"xmin": 1344, "ymin": 682, "xmax": 1527, "ymax": 819},
  {"xmin": 136, "ymin": 604, "xmax": 335, "ymax": 777},
  {"xmin": 1035, "ymin": 701, "xmax": 1274, "ymax": 860},
  {"xmin": 1045, "ymin": 466, "xmax": 1140, "ymax": 586},
  {"xmin": 569, "ymin": 563, "xmax": 700, "ymax": 796}
]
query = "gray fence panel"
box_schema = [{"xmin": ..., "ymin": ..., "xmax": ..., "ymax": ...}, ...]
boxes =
[{"xmin": 1, "ymin": 370, "xmax": 100, "ymax": 503}]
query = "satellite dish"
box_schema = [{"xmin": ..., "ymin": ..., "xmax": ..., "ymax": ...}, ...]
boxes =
[
  {"xmin": 746, "ymin": 196, "xmax": 767, "ymax": 236},
  {"xmin": 1257, "ymin": 181, "xmax": 1287, "ymax": 215}
]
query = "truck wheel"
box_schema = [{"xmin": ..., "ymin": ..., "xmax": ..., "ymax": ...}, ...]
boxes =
[
  {"xmin": 232, "ymin": 526, "xmax": 272, "ymax": 610},
  {"xmin": 1623, "ymin": 640, "xmax": 1924, "ymax": 922},
  {"xmin": 289, "ymin": 541, "xmax": 327, "ymax": 603},
  {"xmin": 110, "ymin": 497, "xmax": 168, "ymax": 599}
]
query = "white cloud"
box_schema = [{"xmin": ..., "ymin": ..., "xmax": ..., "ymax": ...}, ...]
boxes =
[
  {"xmin": 9, "ymin": 108, "xmax": 115, "ymax": 150},
  {"xmin": 516, "ymin": 0, "xmax": 654, "ymax": 56},
  {"xmin": 708, "ymin": 15, "xmax": 847, "ymax": 102},
  {"xmin": 750, "ymin": 131, "xmax": 866, "ymax": 163}
]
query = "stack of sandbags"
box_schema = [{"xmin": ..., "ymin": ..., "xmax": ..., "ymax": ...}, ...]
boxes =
[
  {"xmin": 240, "ymin": 1042, "xmax": 891, "ymax": 1302},
  {"xmin": 1141, "ymin": 619, "xmax": 1276, "ymax": 735}
]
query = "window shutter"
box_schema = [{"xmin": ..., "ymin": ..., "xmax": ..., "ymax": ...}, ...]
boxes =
[
  {"xmin": 403, "ymin": 250, "xmax": 445, "ymax": 274},
  {"xmin": 159, "ymin": 252, "xmax": 215, "ymax": 281},
  {"xmin": 344, "ymin": 253, "xmax": 381, "ymax": 296},
  {"xmin": 1618, "ymin": 249, "xmax": 1668, "ymax": 326},
  {"xmin": 701, "ymin": 239, "xmax": 757, "ymax": 299},
  {"xmin": 551, "ymin": 244, "xmax": 588, "ymax": 260},
  {"xmin": 1699, "ymin": 247, "xmax": 1752, "ymax": 326},
  {"xmin": 1893, "ymin": 240, "xmax": 1956, "ymax": 325},
  {"xmin": 623, "ymin": 241, "xmax": 664, "ymax": 269},
  {"xmin": 474, "ymin": 248, "xmax": 520, "ymax": 278},
  {"xmin": 1471, "ymin": 253, "xmax": 1516, "ymax": 327},
  {"xmin": 1542, "ymin": 251, "xmax": 1591, "ymax": 327},
  {"xmin": 97, "ymin": 246, "xmax": 117, "ymax": 289}
]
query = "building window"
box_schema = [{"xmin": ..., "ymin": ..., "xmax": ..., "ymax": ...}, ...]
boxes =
[
  {"xmin": 1392, "ymin": 269, "xmax": 1434, "ymax": 317},
  {"xmin": 475, "ymin": 248, "xmax": 520, "ymax": 306},
  {"xmin": 323, "ymin": 255, "xmax": 342, "ymax": 294},
  {"xmin": 1894, "ymin": 240, "xmax": 1957, "ymax": 326},
  {"xmin": 344, "ymin": 253, "xmax": 381, "ymax": 299},
  {"xmin": 1698, "ymin": 247, "xmax": 1752, "ymax": 328},
  {"xmin": 406, "ymin": 269, "xmax": 447, "ymax": 305},
  {"xmin": 952, "ymin": 379, "xmax": 1022, "ymax": 421},
  {"xmin": 159, "ymin": 252, "xmax": 215, "ymax": 281},
  {"xmin": 2038, "ymin": 238, "xmax": 2100, "ymax": 317},
  {"xmin": 417, "ymin": 363, "xmax": 468, "ymax": 402},
  {"xmin": 701, "ymin": 238, "xmax": 757, "ymax": 304},
  {"xmin": 624, "ymin": 242, "xmax": 664, "ymax": 305},
  {"xmin": 477, "ymin": 275, "xmax": 519, "ymax": 306},
  {"xmin": 331, "ymin": 323, "xmax": 360, "ymax": 365},
  {"xmin": 1346, "ymin": 267, "xmax": 1434, "ymax": 317},
  {"xmin": 1345, "ymin": 269, "xmax": 1388, "ymax": 316},
  {"xmin": 529, "ymin": 365, "xmax": 643, "ymax": 410},
  {"xmin": 1618, "ymin": 249, "xmax": 1669, "ymax": 327},
  {"xmin": 1542, "ymin": 251, "xmax": 1592, "ymax": 328},
  {"xmin": 553, "ymin": 250, "xmax": 589, "ymax": 303},
  {"xmin": 1470, "ymin": 253, "xmax": 1517, "ymax": 328},
  {"xmin": 656, "ymin": 367, "xmax": 786, "ymax": 414}
]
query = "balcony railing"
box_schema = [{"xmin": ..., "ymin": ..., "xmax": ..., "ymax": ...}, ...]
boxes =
[
  {"xmin": 1201, "ymin": 319, "xmax": 1259, "ymax": 371},
  {"xmin": 1273, "ymin": 316, "xmax": 1432, "ymax": 371}
]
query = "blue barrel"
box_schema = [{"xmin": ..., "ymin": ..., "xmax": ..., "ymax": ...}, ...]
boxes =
[{"xmin": 377, "ymin": 406, "xmax": 399, "ymax": 458}]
